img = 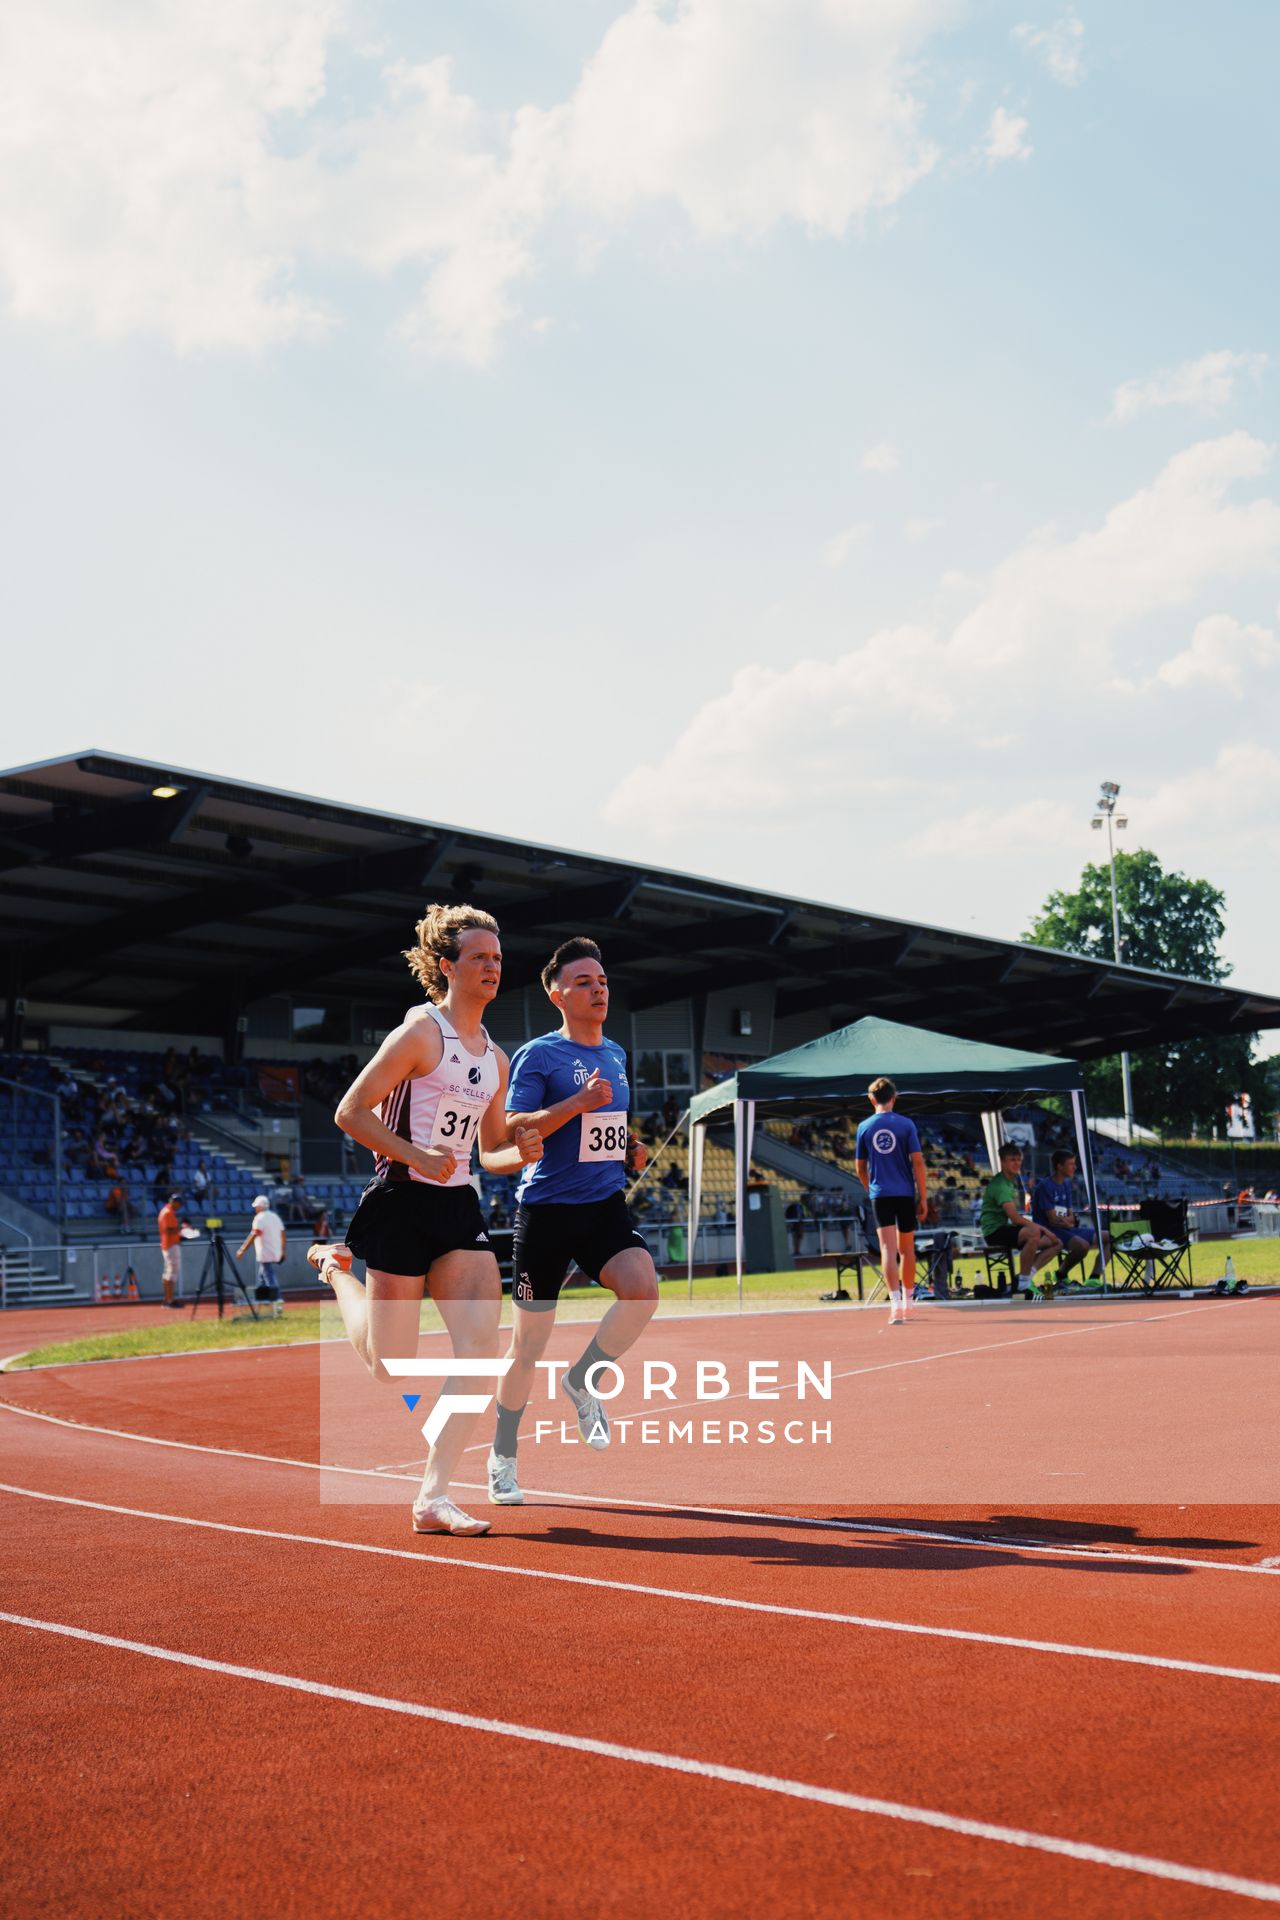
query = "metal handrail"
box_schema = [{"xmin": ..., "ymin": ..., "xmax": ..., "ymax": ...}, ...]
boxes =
[{"xmin": 0, "ymin": 1213, "xmax": 35, "ymax": 1310}]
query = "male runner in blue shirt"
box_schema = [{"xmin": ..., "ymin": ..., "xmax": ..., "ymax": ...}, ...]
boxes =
[
  {"xmin": 855, "ymin": 1075, "xmax": 928, "ymax": 1325},
  {"xmin": 487, "ymin": 937, "xmax": 655, "ymax": 1504}
]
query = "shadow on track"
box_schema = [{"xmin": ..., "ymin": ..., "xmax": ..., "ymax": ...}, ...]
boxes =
[{"xmin": 529, "ymin": 1520, "xmax": 1189, "ymax": 1577}]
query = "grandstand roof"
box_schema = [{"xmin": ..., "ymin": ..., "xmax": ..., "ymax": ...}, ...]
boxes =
[{"xmin": 2, "ymin": 749, "xmax": 1277, "ymax": 1059}]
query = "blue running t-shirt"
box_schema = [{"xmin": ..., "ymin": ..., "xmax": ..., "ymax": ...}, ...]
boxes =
[
  {"xmin": 854, "ymin": 1109, "xmax": 921, "ymax": 1198},
  {"xmin": 506, "ymin": 1031, "xmax": 631, "ymax": 1206},
  {"xmin": 1032, "ymin": 1175, "xmax": 1076, "ymax": 1230}
]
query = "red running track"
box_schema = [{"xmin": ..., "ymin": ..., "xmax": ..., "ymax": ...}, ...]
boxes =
[{"xmin": 2, "ymin": 1298, "xmax": 1278, "ymax": 1917}]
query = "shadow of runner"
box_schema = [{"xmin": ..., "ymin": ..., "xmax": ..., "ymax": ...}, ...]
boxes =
[
  {"xmin": 531, "ymin": 1522, "xmax": 1190, "ymax": 1576},
  {"xmin": 845, "ymin": 1511, "xmax": 1263, "ymax": 1553}
]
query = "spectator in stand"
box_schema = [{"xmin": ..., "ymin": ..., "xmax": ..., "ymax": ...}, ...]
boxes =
[
  {"xmin": 285, "ymin": 1173, "xmax": 315, "ymax": 1225},
  {"xmin": 156, "ymin": 1191, "xmax": 187, "ymax": 1308},
  {"xmin": 89, "ymin": 1128, "xmax": 118, "ymax": 1178},
  {"xmin": 980, "ymin": 1144, "xmax": 1060, "ymax": 1296},
  {"xmin": 1031, "ymin": 1149, "xmax": 1109, "ymax": 1281},
  {"xmin": 191, "ymin": 1158, "xmax": 210, "ymax": 1204},
  {"xmin": 104, "ymin": 1178, "xmax": 133, "ymax": 1235},
  {"xmin": 237, "ymin": 1195, "xmax": 287, "ymax": 1319},
  {"xmin": 785, "ymin": 1196, "xmax": 805, "ymax": 1259}
]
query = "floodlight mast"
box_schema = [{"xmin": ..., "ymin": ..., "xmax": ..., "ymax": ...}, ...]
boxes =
[{"xmin": 1093, "ymin": 782, "xmax": 1135, "ymax": 1144}]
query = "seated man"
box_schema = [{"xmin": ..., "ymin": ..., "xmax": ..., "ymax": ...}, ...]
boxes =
[
  {"xmin": 979, "ymin": 1142, "xmax": 1060, "ymax": 1294},
  {"xmin": 1032, "ymin": 1148, "xmax": 1110, "ymax": 1280}
]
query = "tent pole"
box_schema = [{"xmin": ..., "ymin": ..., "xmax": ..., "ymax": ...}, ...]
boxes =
[
  {"xmin": 733, "ymin": 1099, "xmax": 754, "ymax": 1314},
  {"xmin": 687, "ymin": 1120, "xmax": 705, "ymax": 1303},
  {"xmin": 1072, "ymin": 1087, "xmax": 1109, "ymax": 1293}
]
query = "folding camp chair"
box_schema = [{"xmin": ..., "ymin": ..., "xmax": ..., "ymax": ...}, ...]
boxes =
[
  {"xmin": 981, "ymin": 1242, "xmax": 1021, "ymax": 1295},
  {"xmin": 1111, "ymin": 1196, "xmax": 1192, "ymax": 1292}
]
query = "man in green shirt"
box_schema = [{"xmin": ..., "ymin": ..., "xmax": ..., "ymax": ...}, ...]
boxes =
[{"xmin": 980, "ymin": 1142, "xmax": 1061, "ymax": 1294}]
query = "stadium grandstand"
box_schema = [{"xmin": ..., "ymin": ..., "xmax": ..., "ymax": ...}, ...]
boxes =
[{"xmin": 2, "ymin": 749, "xmax": 1278, "ymax": 1302}]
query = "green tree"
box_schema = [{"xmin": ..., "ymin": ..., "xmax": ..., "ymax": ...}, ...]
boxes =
[{"xmin": 1024, "ymin": 848, "xmax": 1264, "ymax": 1135}]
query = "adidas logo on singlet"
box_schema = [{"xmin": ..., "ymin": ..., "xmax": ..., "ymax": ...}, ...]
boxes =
[
  {"xmin": 450, "ymin": 1052, "xmax": 462, "ymax": 1063},
  {"xmin": 475, "ymin": 1233, "xmax": 489, "ymax": 1244}
]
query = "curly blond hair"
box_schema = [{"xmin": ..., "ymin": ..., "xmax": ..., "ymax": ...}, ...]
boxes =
[{"xmin": 403, "ymin": 903, "xmax": 499, "ymax": 1003}]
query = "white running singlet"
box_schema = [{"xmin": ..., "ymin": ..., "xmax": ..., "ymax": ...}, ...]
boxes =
[{"xmin": 376, "ymin": 1006, "xmax": 499, "ymax": 1188}]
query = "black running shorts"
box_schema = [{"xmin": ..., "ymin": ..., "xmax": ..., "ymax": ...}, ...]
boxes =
[
  {"xmin": 873, "ymin": 1194, "xmax": 919, "ymax": 1234},
  {"xmin": 346, "ymin": 1179, "xmax": 494, "ymax": 1277},
  {"xmin": 511, "ymin": 1193, "xmax": 650, "ymax": 1309},
  {"xmin": 984, "ymin": 1222, "xmax": 1024, "ymax": 1250}
]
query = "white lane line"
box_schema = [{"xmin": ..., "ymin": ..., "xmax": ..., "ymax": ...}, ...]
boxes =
[
  {"xmin": 2, "ymin": 1395, "xmax": 1275, "ymax": 1577},
  {"xmin": 3, "ymin": 1612, "xmax": 1278, "ymax": 1906},
  {"xmin": 3, "ymin": 1480, "xmax": 1277, "ymax": 1686}
]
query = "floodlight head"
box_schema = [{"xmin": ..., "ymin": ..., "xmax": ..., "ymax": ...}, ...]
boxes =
[
  {"xmin": 1115, "ymin": 815, "xmax": 1128, "ymax": 830},
  {"xmin": 1090, "ymin": 817, "xmax": 1103, "ymax": 830},
  {"xmin": 1100, "ymin": 780, "xmax": 1120, "ymax": 796}
]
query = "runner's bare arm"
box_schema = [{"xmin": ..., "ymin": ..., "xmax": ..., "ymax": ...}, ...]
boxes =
[
  {"xmin": 912, "ymin": 1149, "xmax": 928, "ymax": 1221},
  {"xmin": 334, "ymin": 1018, "xmax": 459, "ymax": 1183},
  {"xmin": 508, "ymin": 1066, "xmax": 613, "ymax": 1140},
  {"xmin": 479, "ymin": 1051, "xmax": 543, "ymax": 1174}
]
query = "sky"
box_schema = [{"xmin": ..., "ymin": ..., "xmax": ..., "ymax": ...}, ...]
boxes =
[{"xmin": 2, "ymin": 0, "xmax": 1278, "ymax": 1036}]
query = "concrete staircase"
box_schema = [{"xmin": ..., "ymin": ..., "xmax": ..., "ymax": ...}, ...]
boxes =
[{"xmin": 0, "ymin": 1249, "xmax": 75, "ymax": 1305}]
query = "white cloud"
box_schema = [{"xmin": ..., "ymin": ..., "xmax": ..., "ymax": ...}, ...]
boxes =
[
  {"xmin": 822, "ymin": 523, "xmax": 871, "ymax": 568},
  {"xmin": 985, "ymin": 107, "xmax": 1032, "ymax": 165},
  {"xmin": 0, "ymin": 0, "xmax": 340, "ymax": 351},
  {"xmin": 541, "ymin": 0, "xmax": 946, "ymax": 241},
  {"xmin": 910, "ymin": 796, "xmax": 1075, "ymax": 857},
  {"xmin": 315, "ymin": 58, "xmax": 539, "ymax": 367},
  {"xmin": 0, "ymin": 0, "xmax": 956, "ymax": 361},
  {"xmin": 605, "ymin": 434, "xmax": 1280, "ymax": 841},
  {"xmin": 903, "ymin": 517, "xmax": 941, "ymax": 542},
  {"xmin": 1012, "ymin": 12, "xmax": 1087, "ymax": 87},
  {"xmin": 1152, "ymin": 614, "xmax": 1280, "ymax": 696},
  {"xmin": 951, "ymin": 433, "xmax": 1280, "ymax": 667},
  {"xmin": 862, "ymin": 441, "xmax": 902, "ymax": 472},
  {"xmin": 602, "ymin": 630, "xmax": 945, "ymax": 832},
  {"xmin": 1109, "ymin": 350, "xmax": 1269, "ymax": 425},
  {"xmin": 1140, "ymin": 743, "xmax": 1280, "ymax": 851}
]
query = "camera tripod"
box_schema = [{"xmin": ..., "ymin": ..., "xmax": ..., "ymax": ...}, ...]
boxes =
[{"xmin": 190, "ymin": 1230, "xmax": 259, "ymax": 1320}]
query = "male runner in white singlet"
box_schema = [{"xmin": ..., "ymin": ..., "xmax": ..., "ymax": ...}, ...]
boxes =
[
  {"xmin": 486, "ymin": 937, "xmax": 656, "ymax": 1507},
  {"xmin": 310, "ymin": 905, "xmax": 540, "ymax": 1536}
]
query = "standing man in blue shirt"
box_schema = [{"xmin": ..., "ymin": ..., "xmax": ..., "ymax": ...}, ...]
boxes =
[
  {"xmin": 855, "ymin": 1076, "xmax": 928, "ymax": 1325},
  {"xmin": 487, "ymin": 937, "xmax": 655, "ymax": 1504}
]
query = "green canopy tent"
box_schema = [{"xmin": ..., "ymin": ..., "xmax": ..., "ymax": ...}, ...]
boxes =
[{"xmin": 685, "ymin": 1015, "xmax": 1101, "ymax": 1302}]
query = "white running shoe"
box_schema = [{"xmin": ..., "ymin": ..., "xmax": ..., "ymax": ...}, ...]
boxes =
[
  {"xmin": 888, "ymin": 1309, "xmax": 905, "ymax": 1326},
  {"xmin": 560, "ymin": 1374, "xmax": 611, "ymax": 1448},
  {"xmin": 411, "ymin": 1496, "xmax": 491, "ymax": 1536},
  {"xmin": 306, "ymin": 1242, "xmax": 353, "ymax": 1288},
  {"xmin": 487, "ymin": 1450, "xmax": 524, "ymax": 1506}
]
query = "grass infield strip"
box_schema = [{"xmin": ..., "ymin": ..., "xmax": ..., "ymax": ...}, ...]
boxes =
[{"xmin": 6, "ymin": 1245, "xmax": 1276, "ymax": 1370}]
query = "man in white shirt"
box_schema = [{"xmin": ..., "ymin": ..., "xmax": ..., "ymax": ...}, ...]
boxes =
[{"xmin": 237, "ymin": 1194, "xmax": 288, "ymax": 1318}]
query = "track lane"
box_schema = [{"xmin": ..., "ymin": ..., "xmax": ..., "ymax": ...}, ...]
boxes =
[
  {"xmin": 4, "ymin": 1392, "xmax": 1278, "ymax": 1675},
  {"xmin": 8, "ymin": 1628, "xmax": 1260, "ymax": 1920},
  {"xmin": 4, "ymin": 1477, "xmax": 1279, "ymax": 1895}
]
